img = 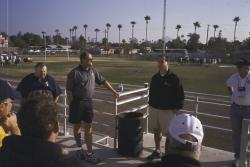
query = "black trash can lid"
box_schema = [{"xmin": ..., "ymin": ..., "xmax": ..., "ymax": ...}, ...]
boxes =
[{"xmin": 118, "ymin": 112, "xmax": 143, "ymax": 119}]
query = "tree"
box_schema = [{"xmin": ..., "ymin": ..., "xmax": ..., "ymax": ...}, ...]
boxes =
[
  {"xmin": 0, "ymin": 32, "xmax": 8, "ymax": 38},
  {"xmin": 94, "ymin": 28, "xmax": 100, "ymax": 43},
  {"xmin": 144, "ymin": 16, "xmax": 151, "ymax": 41},
  {"xmin": 193, "ymin": 21, "xmax": 201, "ymax": 34},
  {"xmin": 176, "ymin": 24, "xmax": 182, "ymax": 38},
  {"xmin": 106, "ymin": 23, "xmax": 111, "ymax": 43},
  {"xmin": 207, "ymin": 36, "xmax": 232, "ymax": 54},
  {"xmin": 78, "ymin": 35, "xmax": 85, "ymax": 47},
  {"xmin": 69, "ymin": 28, "xmax": 73, "ymax": 43},
  {"xmin": 241, "ymin": 37, "xmax": 250, "ymax": 50},
  {"xmin": 105, "ymin": 23, "xmax": 111, "ymax": 54},
  {"xmin": 9, "ymin": 35, "xmax": 28, "ymax": 48},
  {"xmin": 166, "ymin": 38, "xmax": 186, "ymax": 49},
  {"xmin": 83, "ymin": 24, "xmax": 88, "ymax": 42},
  {"xmin": 186, "ymin": 33, "xmax": 200, "ymax": 52},
  {"xmin": 117, "ymin": 24, "xmax": 122, "ymax": 54},
  {"xmin": 130, "ymin": 21, "xmax": 136, "ymax": 40},
  {"xmin": 213, "ymin": 25, "xmax": 219, "ymax": 38},
  {"xmin": 117, "ymin": 24, "xmax": 122, "ymax": 44},
  {"xmin": 73, "ymin": 25, "xmax": 78, "ymax": 41},
  {"xmin": 233, "ymin": 16, "xmax": 240, "ymax": 42},
  {"xmin": 130, "ymin": 21, "xmax": 136, "ymax": 53},
  {"xmin": 41, "ymin": 31, "xmax": 46, "ymax": 48},
  {"xmin": 55, "ymin": 29, "xmax": 60, "ymax": 45}
]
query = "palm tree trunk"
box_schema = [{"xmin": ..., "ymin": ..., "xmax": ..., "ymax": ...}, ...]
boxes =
[
  {"xmin": 75, "ymin": 30, "xmax": 77, "ymax": 41},
  {"xmin": 106, "ymin": 30, "xmax": 109, "ymax": 55},
  {"xmin": 214, "ymin": 29, "xmax": 216, "ymax": 38},
  {"xmin": 131, "ymin": 27, "xmax": 134, "ymax": 55},
  {"xmin": 177, "ymin": 29, "xmax": 179, "ymax": 38},
  {"xmin": 146, "ymin": 23, "xmax": 148, "ymax": 42},
  {"xmin": 194, "ymin": 27, "xmax": 197, "ymax": 34},
  {"xmin": 95, "ymin": 32, "xmax": 97, "ymax": 43},
  {"xmin": 84, "ymin": 28, "xmax": 87, "ymax": 41},
  {"xmin": 119, "ymin": 29, "xmax": 121, "ymax": 56},
  {"xmin": 234, "ymin": 22, "xmax": 237, "ymax": 42}
]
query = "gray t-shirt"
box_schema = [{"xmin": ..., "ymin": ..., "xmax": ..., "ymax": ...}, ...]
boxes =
[{"xmin": 66, "ymin": 65, "xmax": 105, "ymax": 100}]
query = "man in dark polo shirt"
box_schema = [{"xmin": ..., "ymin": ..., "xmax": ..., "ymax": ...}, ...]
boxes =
[
  {"xmin": 16, "ymin": 62, "xmax": 62, "ymax": 102},
  {"xmin": 66, "ymin": 51, "xmax": 119, "ymax": 164},
  {"xmin": 147, "ymin": 55, "xmax": 184, "ymax": 161}
]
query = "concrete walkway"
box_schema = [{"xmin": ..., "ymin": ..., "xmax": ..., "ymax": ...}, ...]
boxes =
[{"xmin": 56, "ymin": 133, "xmax": 234, "ymax": 167}]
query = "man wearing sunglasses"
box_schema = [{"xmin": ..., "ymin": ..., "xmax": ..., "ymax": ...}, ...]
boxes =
[
  {"xmin": 0, "ymin": 79, "xmax": 20, "ymax": 147},
  {"xmin": 66, "ymin": 51, "xmax": 119, "ymax": 164},
  {"xmin": 226, "ymin": 58, "xmax": 250, "ymax": 167}
]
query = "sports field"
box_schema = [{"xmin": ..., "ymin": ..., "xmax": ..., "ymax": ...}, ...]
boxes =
[
  {"xmin": 0, "ymin": 56, "xmax": 236, "ymax": 95},
  {"xmin": 0, "ymin": 56, "xmax": 237, "ymax": 151}
]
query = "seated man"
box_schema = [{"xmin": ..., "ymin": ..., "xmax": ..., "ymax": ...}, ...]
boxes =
[
  {"xmin": 139, "ymin": 113, "xmax": 204, "ymax": 167},
  {"xmin": 0, "ymin": 79, "xmax": 20, "ymax": 147},
  {"xmin": 0, "ymin": 93, "xmax": 83, "ymax": 167}
]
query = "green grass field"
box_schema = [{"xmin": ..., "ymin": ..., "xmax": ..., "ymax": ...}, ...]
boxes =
[{"xmin": 0, "ymin": 56, "xmax": 236, "ymax": 95}]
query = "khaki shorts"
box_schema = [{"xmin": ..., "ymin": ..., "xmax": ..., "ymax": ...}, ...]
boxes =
[{"xmin": 149, "ymin": 107, "xmax": 176, "ymax": 134}]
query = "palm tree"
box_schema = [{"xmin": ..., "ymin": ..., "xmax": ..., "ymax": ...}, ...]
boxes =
[
  {"xmin": 130, "ymin": 21, "xmax": 136, "ymax": 54},
  {"xmin": 213, "ymin": 25, "xmax": 219, "ymax": 38},
  {"xmin": 176, "ymin": 24, "xmax": 182, "ymax": 38},
  {"xmin": 55, "ymin": 29, "xmax": 60, "ymax": 44},
  {"xmin": 105, "ymin": 23, "xmax": 111, "ymax": 55},
  {"xmin": 83, "ymin": 24, "xmax": 88, "ymax": 41},
  {"xmin": 233, "ymin": 16, "xmax": 240, "ymax": 42},
  {"xmin": 41, "ymin": 31, "xmax": 46, "ymax": 38},
  {"xmin": 218, "ymin": 30, "xmax": 222, "ymax": 38},
  {"xmin": 117, "ymin": 24, "xmax": 122, "ymax": 55},
  {"xmin": 106, "ymin": 23, "xmax": 111, "ymax": 43},
  {"xmin": 69, "ymin": 28, "xmax": 72, "ymax": 43},
  {"xmin": 193, "ymin": 21, "xmax": 201, "ymax": 34},
  {"xmin": 130, "ymin": 21, "xmax": 136, "ymax": 41},
  {"xmin": 73, "ymin": 26, "xmax": 77, "ymax": 41},
  {"xmin": 94, "ymin": 28, "xmax": 100, "ymax": 43},
  {"xmin": 117, "ymin": 24, "xmax": 122, "ymax": 44},
  {"xmin": 144, "ymin": 16, "xmax": 151, "ymax": 41}
]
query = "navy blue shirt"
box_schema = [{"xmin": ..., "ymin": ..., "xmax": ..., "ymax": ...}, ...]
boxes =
[
  {"xmin": 149, "ymin": 70, "xmax": 184, "ymax": 110},
  {"xmin": 17, "ymin": 73, "xmax": 62, "ymax": 98}
]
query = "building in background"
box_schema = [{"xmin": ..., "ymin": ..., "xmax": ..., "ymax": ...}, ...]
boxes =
[{"xmin": 0, "ymin": 35, "xmax": 8, "ymax": 48}]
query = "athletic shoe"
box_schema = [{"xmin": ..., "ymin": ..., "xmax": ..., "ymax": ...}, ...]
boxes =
[
  {"xmin": 85, "ymin": 152, "xmax": 101, "ymax": 164},
  {"xmin": 147, "ymin": 150, "xmax": 163, "ymax": 161}
]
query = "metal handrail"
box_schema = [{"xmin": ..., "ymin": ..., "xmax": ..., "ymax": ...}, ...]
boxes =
[{"xmin": 7, "ymin": 78, "xmax": 234, "ymax": 149}]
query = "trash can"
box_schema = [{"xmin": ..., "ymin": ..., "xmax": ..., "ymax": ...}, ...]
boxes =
[{"xmin": 118, "ymin": 112, "xmax": 143, "ymax": 157}]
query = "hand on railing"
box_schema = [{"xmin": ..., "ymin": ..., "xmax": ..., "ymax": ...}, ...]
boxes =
[{"xmin": 113, "ymin": 91, "xmax": 120, "ymax": 98}]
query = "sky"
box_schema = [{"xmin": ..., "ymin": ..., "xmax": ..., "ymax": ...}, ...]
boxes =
[{"xmin": 0, "ymin": 0, "xmax": 250, "ymax": 43}]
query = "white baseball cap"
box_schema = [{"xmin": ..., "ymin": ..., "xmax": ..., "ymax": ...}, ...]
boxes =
[{"xmin": 169, "ymin": 114, "xmax": 204, "ymax": 147}]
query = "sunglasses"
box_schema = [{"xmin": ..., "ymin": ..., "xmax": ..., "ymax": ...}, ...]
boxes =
[{"xmin": 85, "ymin": 58, "xmax": 93, "ymax": 61}]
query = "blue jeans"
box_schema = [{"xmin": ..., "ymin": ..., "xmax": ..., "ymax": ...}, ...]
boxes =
[{"xmin": 230, "ymin": 103, "xmax": 250, "ymax": 159}]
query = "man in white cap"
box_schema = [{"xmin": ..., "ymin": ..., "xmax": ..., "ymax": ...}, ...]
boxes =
[
  {"xmin": 226, "ymin": 58, "xmax": 250, "ymax": 167},
  {"xmin": 139, "ymin": 113, "xmax": 203, "ymax": 167}
]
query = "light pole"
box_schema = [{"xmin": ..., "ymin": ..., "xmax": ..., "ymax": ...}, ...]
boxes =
[
  {"xmin": 42, "ymin": 31, "xmax": 47, "ymax": 61},
  {"xmin": 162, "ymin": 0, "xmax": 167, "ymax": 55},
  {"xmin": 66, "ymin": 38, "xmax": 69, "ymax": 61}
]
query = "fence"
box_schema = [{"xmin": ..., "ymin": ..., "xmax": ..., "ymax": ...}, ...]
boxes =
[{"xmin": 6, "ymin": 79, "xmax": 235, "ymax": 149}]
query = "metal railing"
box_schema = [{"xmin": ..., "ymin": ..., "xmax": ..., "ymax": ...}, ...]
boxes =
[
  {"xmin": 6, "ymin": 78, "xmax": 234, "ymax": 148},
  {"xmin": 113, "ymin": 83, "xmax": 149, "ymax": 149}
]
